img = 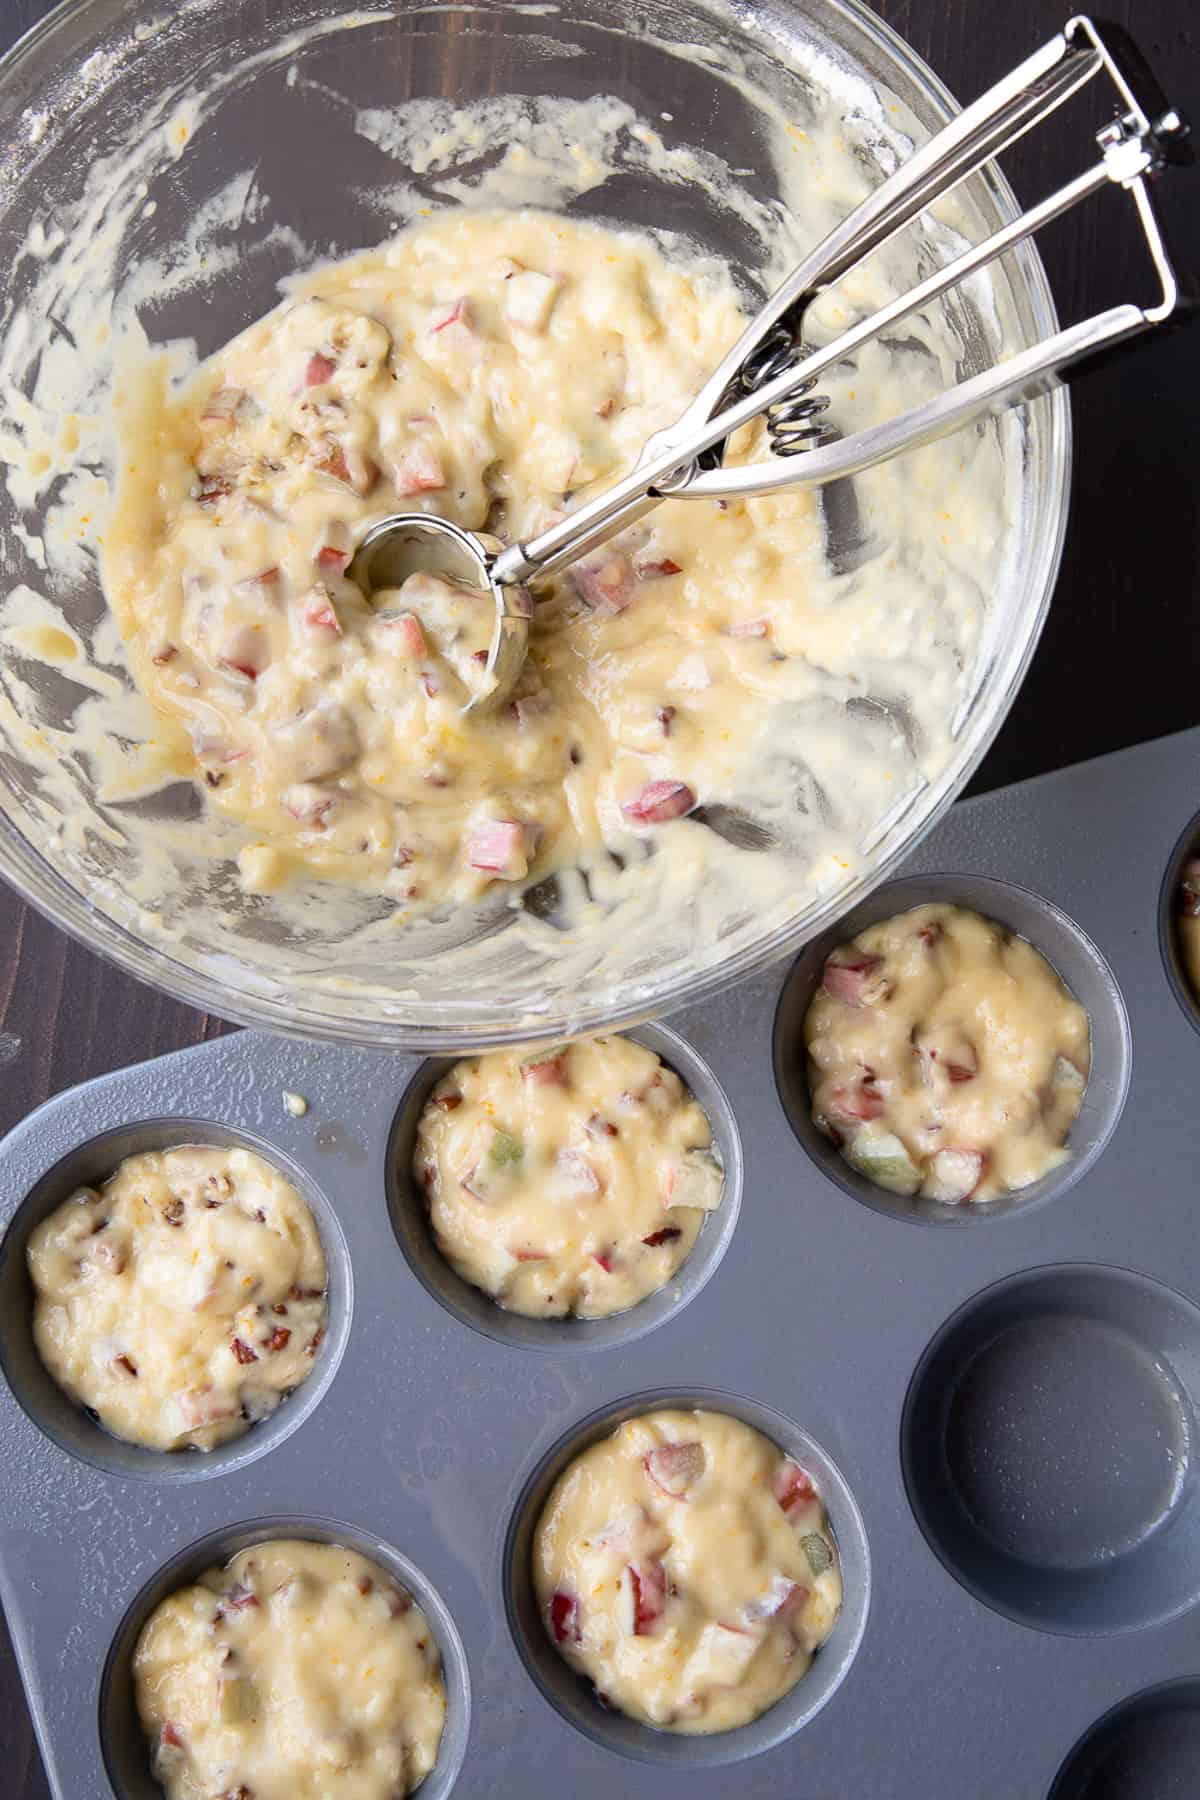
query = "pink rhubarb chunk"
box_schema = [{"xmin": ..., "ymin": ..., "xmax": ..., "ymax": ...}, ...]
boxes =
[
  {"xmin": 823, "ymin": 1079, "xmax": 885, "ymax": 1127},
  {"xmin": 773, "ymin": 1459, "xmax": 816, "ymax": 1518},
  {"xmin": 466, "ymin": 819, "xmax": 531, "ymax": 879},
  {"xmin": 617, "ymin": 1558, "xmax": 668, "ymax": 1635},
  {"xmin": 572, "ymin": 554, "xmax": 635, "ymax": 615},
  {"xmin": 550, "ymin": 1589, "xmax": 581, "ymax": 1645},
  {"xmin": 821, "ymin": 951, "xmax": 887, "ymax": 1007},
  {"xmin": 644, "ymin": 1441, "xmax": 706, "ymax": 1498},
  {"xmin": 621, "ymin": 780, "xmax": 696, "ymax": 826},
  {"xmin": 393, "ymin": 443, "xmax": 446, "ymax": 496},
  {"xmin": 304, "ymin": 351, "xmax": 336, "ymax": 386}
]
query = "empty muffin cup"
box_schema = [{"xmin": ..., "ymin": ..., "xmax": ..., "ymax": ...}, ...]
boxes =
[
  {"xmin": 0, "ymin": 1119, "xmax": 351, "ymax": 1481},
  {"xmin": 1047, "ymin": 1678, "xmax": 1200, "ymax": 1799},
  {"xmin": 902, "ymin": 1264, "xmax": 1200, "ymax": 1634},
  {"xmin": 773, "ymin": 872, "xmax": 1131, "ymax": 1225},
  {"xmin": 1158, "ymin": 806, "xmax": 1200, "ymax": 1039},
  {"xmin": 386, "ymin": 1023, "xmax": 742, "ymax": 1351},
  {"xmin": 98, "ymin": 1513, "xmax": 470, "ymax": 1800},
  {"xmin": 503, "ymin": 1386, "xmax": 870, "ymax": 1766}
]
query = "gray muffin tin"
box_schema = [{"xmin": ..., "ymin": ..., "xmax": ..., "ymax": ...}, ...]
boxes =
[{"xmin": 2, "ymin": 723, "xmax": 1200, "ymax": 1799}]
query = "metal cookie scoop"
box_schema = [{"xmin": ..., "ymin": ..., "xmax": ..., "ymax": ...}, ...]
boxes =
[{"xmin": 351, "ymin": 15, "xmax": 1191, "ymax": 712}]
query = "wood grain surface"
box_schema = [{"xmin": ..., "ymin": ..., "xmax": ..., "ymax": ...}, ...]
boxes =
[{"xmin": 0, "ymin": 0, "xmax": 1196, "ymax": 1792}]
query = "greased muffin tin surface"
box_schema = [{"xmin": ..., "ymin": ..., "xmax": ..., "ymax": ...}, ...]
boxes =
[{"xmin": 2, "ymin": 725, "xmax": 1199, "ymax": 1799}]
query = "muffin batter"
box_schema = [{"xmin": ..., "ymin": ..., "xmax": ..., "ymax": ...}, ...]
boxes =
[
  {"xmin": 1178, "ymin": 857, "xmax": 1200, "ymax": 999},
  {"xmin": 134, "ymin": 1539, "xmax": 445, "ymax": 1799},
  {"xmin": 534, "ymin": 1408, "xmax": 840, "ymax": 1732},
  {"xmin": 27, "ymin": 1146, "xmax": 327, "ymax": 1451},
  {"xmin": 104, "ymin": 206, "xmax": 879, "ymax": 911},
  {"xmin": 805, "ymin": 902, "xmax": 1090, "ymax": 1202},
  {"xmin": 414, "ymin": 1036, "xmax": 722, "ymax": 1318}
]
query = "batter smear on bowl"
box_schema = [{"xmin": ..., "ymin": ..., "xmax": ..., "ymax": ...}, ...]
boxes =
[
  {"xmin": 534, "ymin": 1407, "xmax": 841, "ymax": 1732},
  {"xmin": 133, "ymin": 1539, "xmax": 445, "ymax": 1797},
  {"xmin": 414, "ymin": 1035, "xmax": 722, "ymax": 1318},
  {"xmin": 804, "ymin": 901, "xmax": 1090, "ymax": 1202},
  {"xmin": 27, "ymin": 1146, "xmax": 327, "ymax": 1451}
]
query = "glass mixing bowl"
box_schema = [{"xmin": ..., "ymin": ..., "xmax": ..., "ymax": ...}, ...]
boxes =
[{"xmin": 0, "ymin": 0, "xmax": 1068, "ymax": 1048}]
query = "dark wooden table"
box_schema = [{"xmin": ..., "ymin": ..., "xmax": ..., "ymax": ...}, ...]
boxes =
[{"xmin": 1, "ymin": 0, "xmax": 1196, "ymax": 1792}]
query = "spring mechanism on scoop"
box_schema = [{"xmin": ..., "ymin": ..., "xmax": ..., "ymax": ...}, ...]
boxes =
[{"xmin": 738, "ymin": 322, "xmax": 836, "ymax": 457}]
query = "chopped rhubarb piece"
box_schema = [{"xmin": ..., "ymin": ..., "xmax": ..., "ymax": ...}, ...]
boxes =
[
  {"xmin": 744, "ymin": 1576, "xmax": 809, "ymax": 1622},
  {"xmin": 307, "ymin": 1327, "xmax": 324, "ymax": 1357},
  {"xmin": 1052, "ymin": 1054, "xmax": 1085, "ymax": 1091},
  {"xmin": 1181, "ymin": 859, "xmax": 1200, "ymax": 916},
  {"xmin": 505, "ymin": 268, "xmax": 560, "ymax": 331},
  {"xmin": 521, "ymin": 1049, "xmax": 568, "ymax": 1087},
  {"xmin": 821, "ymin": 1078, "xmax": 885, "ymax": 1128},
  {"xmin": 433, "ymin": 1088, "xmax": 462, "ymax": 1111},
  {"xmin": 773, "ymin": 1459, "xmax": 816, "ymax": 1517},
  {"xmin": 376, "ymin": 609, "xmax": 426, "ymax": 657},
  {"xmin": 844, "ymin": 1126, "xmax": 922, "ymax": 1195},
  {"xmin": 660, "ymin": 1147, "xmax": 723, "ymax": 1211},
  {"xmin": 305, "ymin": 351, "xmax": 336, "ymax": 386},
  {"xmin": 549, "ymin": 1589, "xmax": 581, "ymax": 1645},
  {"xmin": 230, "ymin": 1336, "xmax": 258, "ymax": 1365},
  {"xmin": 113, "ymin": 1354, "xmax": 138, "ymax": 1379},
  {"xmin": 201, "ymin": 385, "xmax": 243, "ymax": 424},
  {"xmin": 513, "ymin": 1247, "xmax": 549, "ymax": 1262},
  {"xmin": 821, "ymin": 951, "xmax": 888, "ymax": 1007},
  {"xmin": 644, "ymin": 1441, "xmax": 706, "ymax": 1498},
  {"xmin": 173, "ymin": 1386, "xmax": 239, "ymax": 1430},
  {"xmin": 314, "ymin": 441, "xmax": 378, "ymax": 495},
  {"xmin": 642, "ymin": 1225, "xmax": 682, "ymax": 1247},
  {"xmin": 553, "ymin": 1147, "xmax": 601, "ymax": 1199},
  {"xmin": 301, "ymin": 588, "xmax": 341, "ymax": 636},
  {"xmin": 683, "ymin": 1623, "xmax": 760, "ymax": 1689},
  {"xmin": 801, "ymin": 1533, "xmax": 834, "ymax": 1577},
  {"xmin": 632, "ymin": 551, "xmax": 682, "ymax": 580},
  {"xmin": 225, "ymin": 1581, "xmax": 259, "ymax": 1612},
  {"xmin": 388, "ymin": 1587, "xmax": 412, "ymax": 1618},
  {"xmin": 158, "ymin": 1721, "xmax": 185, "ymax": 1756},
  {"xmin": 420, "ymin": 671, "xmax": 440, "ymax": 699},
  {"xmin": 266, "ymin": 1326, "xmax": 291, "ymax": 1352},
  {"xmin": 922, "ymin": 1148, "xmax": 985, "ymax": 1204},
  {"xmin": 621, "ymin": 780, "xmax": 696, "ymax": 826},
  {"xmin": 587, "ymin": 1113, "xmax": 618, "ymax": 1138},
  {"xmin": 462, "ymin": 1127, "xmax": 524, "ymax": 1202},
  {"xmin": 217, "ymin": 622, "xmax": 269, "ymax": 680},
  {"xmin": 282, "ymin": 784, "xmax": 338, "ymax": 828},
  {"xmin": 572, "ymin": 554, "xmax": 635, "ymax": 615},
  {"xmin": 656, "ymin": 705, "xmax": 676, "ymax": 735},
  {"xmin": 196, "ymin": 473, "xmax": 234, "ymax": 505},
  {"xmin": 316, "ymin": 543, "xmax": 350, "ymax": 571},
  {"xmin": 915, "ymin": 1027, "xmax": 978, "ymax": 1084},
  {"xmin": 393, "ymin": 442, "xmax": 446, "ymax": 496},
  {"xmin": 151, "ymin": 644, "xmax": 177, "ymax": 665},
  {"xmin": 617, "ymin": 1558, "xmax": 667, "ymax": 1635},
  {"xmin": 591, "ymin": 1248, "xmax": 617, "ymax": 1273},
  {"xmin": 466, "ymin": 818, "xmax": 531, "ymax": 880},
  {"xmin": 236, "ymin": 566, "xmax": 280, "ymax": 599},
  {"xmin": 430, "ymin": 297, "xmax": 472, "ymax": 333},
  {"xmin": 726, "ymin": 617, "xmax": 770, "ymax": 638}
]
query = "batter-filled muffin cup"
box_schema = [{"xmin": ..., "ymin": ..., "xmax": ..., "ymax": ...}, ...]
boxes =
[
  {"xmin": 134, "ymin": 1539, "xmax": 445, "ymax": 1797},
  {"xmin": 413, "ymin": 1035, "xmax": 724, "ymax": 1319},
  {"xmin": 533, "ymin": 1407, "xmax": 841, "ymax": 1733},
  {"xmin": 26, "ymin": 1145, "xmax": 327, "ymax": 1451},
  {"xmin": 804, "ymin": 902, "xmax": 1091, "ymax": 1204}
]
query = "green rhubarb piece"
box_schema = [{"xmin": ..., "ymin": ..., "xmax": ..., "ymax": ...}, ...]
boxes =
[
  {"xmin": 801, "ymin": 1533, "xmax": 833, "ymax": 1577},
  {"xmin": 487, "ymin": 1128, "xmax": 523, "ymax": 1169},
  {"xmin": 844, "ymin": 1126, "xmax": 921, "ymax": 1196},
  {"xmin": 671, "ymin": 1147, "xmax": 724, "ymax": 1211}
]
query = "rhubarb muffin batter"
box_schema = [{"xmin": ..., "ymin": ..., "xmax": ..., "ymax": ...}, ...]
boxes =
[
  {"xmin": 414, "ymin": 1036, "xmax": 722, "ymax": 1318},
  {"xmin": 805, "ymin": 902, "xmax": 1091, "ymax": 1203},
  {"xmin": 134, "ymin": 1539, "xmax": 445, "ymax": 1799},
  {"xmin": 534, "ymin": 1408, "xmax": 841, "ymax": 1733},
  {"xmin": 104, "ymin": 205, "xmax": 880, "ymax": 910},
  {"xmin": 27, "ymin": 1146, "xmax": 327, "ymax": 1451}
]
